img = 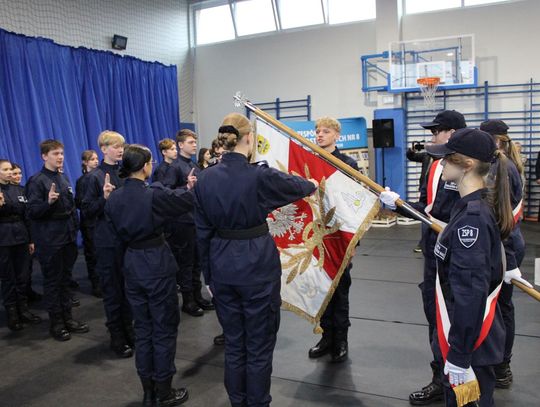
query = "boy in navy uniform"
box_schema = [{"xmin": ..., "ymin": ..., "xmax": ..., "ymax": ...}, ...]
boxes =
[
  {"xmin": 380, "ymin": 110, "xmax": 466, "ymax": 404},
  {"xmin": 82, "ymin": 130, "xmax": 133, "ymax": 358},
  {"xmin": 308, "ymin": 117, "xmax": 359, "ymax": 363},
  {"xmin": 0, "ymin": 159, "xmax": 41, "ymax": 330},
  {"xmin": 26, "ymin": 140, "xmax": 89, "ymax": 341},
  {"xmin": 152, "ymin": 138, "xmax": 178, "ymax": 185},
  {"xmin": 195, "ymin": 114, "xmax": 317, "ymax": 407}
]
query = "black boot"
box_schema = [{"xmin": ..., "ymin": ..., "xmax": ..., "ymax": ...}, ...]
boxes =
[
  {"xmin": 63, "ymin": 310, "xmax": 89, "ymax": 334},
  {"xmin": 6, "ymin": 306, "xmax": 24, "ymax": 331},
  {"xmin": 308, "ymin": 335, "xmax": 332, "ymax": 359},
  {"xmin": 49, "ymin": 313, "xmax": 71, "ymax": 341},
  {"xmin": 70, "ymin": 296, "xmax": 80, "ymax": 307},
  {"xmin": 494, "ymin": 361, "xmax": 513, "ymax": 389},
  {"xmin": 125, "ymin": 324, "xmax": 136, "ymax": 348},
  {"xmin": 155, "ymin": 377, "xmax": 189, "ymax": 407},
  {"xmin": 141, "ymin": 377, "xmax": 156, "ymax": 407},
  {"xmin": 213, "ymin": 332, "xmax": 225, "ymax": 346},
  {"xmin": 193, "ymin": 290, "xmax": 214, "ymax": 311},
  {"xmin": 181, "ymin": 292, "xmax": 203, "ymax": 317},
  {"xmin": 18, "ymin": 302, "xmax": 42, "ymax": 324},
  {"xmin": 110, "ymin": 330, "xmax": 133, "ymax": 358},
  {"xmin": 331, "ymin": 330, "xmax": 348, "ymax": 363},
  {"xmin": 409, "ymin": 361, "xmax": 444, "ymax": 405}
]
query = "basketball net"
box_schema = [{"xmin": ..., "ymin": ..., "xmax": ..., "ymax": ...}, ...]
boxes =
[{"xmin": 417, "ymin": 77, "xmax": 440, "ymax": 110}]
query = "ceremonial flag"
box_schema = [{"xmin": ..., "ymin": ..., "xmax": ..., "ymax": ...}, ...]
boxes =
[{"xmin": 254, "ymin": 118, "xmax": 380, "ymax": 327}]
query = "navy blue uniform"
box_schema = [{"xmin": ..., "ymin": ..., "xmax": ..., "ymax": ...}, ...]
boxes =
[
  {"xmin": 81, "ymin": 162, "xmax": 132, "ymax": 339},
  {"xmin": 489, "ymin": 159, "xmax": 524, "ymax": 364},
  {"xmin": 75, "ymin": 172, "xmax": 98, "ymax": 287},
  {"xmin": 194, "ymin": 152, "xmax": 316, "ymax": 407},
  {"xmin": 26, "ymin": 167, "xmax": 79, "ymax": 316},
  {"xmin": 104, "ymin": 179, "xmax": 193, "ymax": 382},
  {"xmin": 432, "ymin": 189, "xmax": 505, "ymax": 407},
  {"xmin": 0, "ymin": 183, "xmax": 31, "ymax": 308},
  {"xmin": 319, "ymin": 148, "xmax": 359, "ymax": 342}
]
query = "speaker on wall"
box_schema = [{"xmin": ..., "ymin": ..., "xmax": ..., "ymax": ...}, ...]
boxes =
[
  {"xmin": 112, "ymin": 35, "xmax": 127, "ymax": 50},
  {"xmin": 372, "ymin": 118, "xmax": 395, "ymax": 148}
]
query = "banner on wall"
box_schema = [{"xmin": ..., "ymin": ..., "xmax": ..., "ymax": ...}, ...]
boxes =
[{"xmin": 282, "ymin": 117, "xmax": 367, "ymax": 150}]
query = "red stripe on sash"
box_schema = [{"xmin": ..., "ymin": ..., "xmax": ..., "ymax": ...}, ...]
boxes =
[{"xmin": 426, "ymin": 159, "xmax": 441, "ymax": 209}]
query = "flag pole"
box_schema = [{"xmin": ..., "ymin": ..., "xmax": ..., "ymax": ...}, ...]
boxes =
[{"xmin": 235, "ymin": 92, "xmax": 540, "ymax": 302}]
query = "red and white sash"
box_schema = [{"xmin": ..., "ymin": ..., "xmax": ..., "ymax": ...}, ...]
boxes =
[
  {"xmin": 425, "ymin": 159, "xmax": 448, "ymax": 228},
  {"xmin": 512, "ymin": 199, "xmax": 523, "ymax": 224},
  {"xmin": 435, "ymin": 241, "xmax": 505, "ymax": 386}
]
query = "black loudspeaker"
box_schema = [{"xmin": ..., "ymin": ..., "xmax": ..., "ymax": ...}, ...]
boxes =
[
  {"xmin": 372, "ymin": 118, "xmax": 395, "ymax": 148},
  {"xmin": 112, "ymin": 35, "xmax": 127, "ymax": 50}
]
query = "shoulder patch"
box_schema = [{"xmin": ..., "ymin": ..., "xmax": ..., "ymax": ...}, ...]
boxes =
[
  {"xmin": 434, "ymin": 241, "xmax": 448, "ymax": 260},
  {"xmin": 457, "ymin": 225, "xmax": 479, "ymax": 248},
  {"xmin": 251, "ymin": 160, "xmax": 269, "ymax": 168},
  {"xmin": 443, "ymin": 181, "xmax": 458, "ymax": 191}
]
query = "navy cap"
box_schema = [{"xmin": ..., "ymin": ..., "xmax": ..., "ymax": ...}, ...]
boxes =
[
  {"xmin": 480, "ymin": 119, "xmax": 509, "ymax": 136},
  {"xmin": 420, "ymin": 110, "xmax": 467, "ymax": 130},
  {"xmin": 425, "ymin": 128, "xmax": 497, "ymax": 163}
]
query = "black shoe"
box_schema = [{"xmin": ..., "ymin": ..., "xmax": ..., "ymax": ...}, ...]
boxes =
[
  {"xmin": 308, "ymin": 336, "xmax": 332, "ymax": 359},
  {"xmin": 64, "ymin": 318, "xmax": 90, "ymax": 334},
  {"xmin": 141, "ymin": 377, "xmax": 156, "ymax": 407},
  {"xmin": 111, "ymin": 333, "xmax": 134, "ymax": 358},
  {"xmin": 156, "ymin": 388, "xmax": 189, "ymax": 406},
  {"xmin": 413, "ymin": 245, "xmax": 422, "ymax": 253},
  {"xmin": 213, "ymin": 333, "xmax": 225, "ymax": 346},
  {"xmin": 194, "ymin": 294, "xmax": 215, "ymax": 311},
  {"xmin": 69, "ymin": 279, "xmax": 80, "ymax": 289},
  {"xmin": 18, "ymin": 303, "xmax": 42, "ymax": 324},
  {"xmin": 125, "ymin": 326, "xmax": 136, "ymax": 348},
  {"xmin": 71, "ymin": 296, "xmax": 81, "ymax": 307},
  {"xmin": 181, "ymin": 293, "xmax": 203, "ymax": 317},
  {"xmin": 49, "ymin": 314, "xmax": 71, "ymax": 341},
  {"xmin": 331, "ymin": 341, "xmax": 348, "ymax": 363},
  {"xmin": 409, "ymin": 381, "xmax": 444, "ymax": 405},
  {"xmin": 27, "ymin": 289, "xmax": 42, "ymax": 303},
  {"xmin": 494, "ymin": 362, "xmax": 513, "ymax": 389},
  {"xmin": 6, "ymin": 306, "xmax": 24, "ymax": 331}
]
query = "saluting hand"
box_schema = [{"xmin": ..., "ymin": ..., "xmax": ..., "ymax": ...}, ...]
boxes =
[
  {"xmin": 103, "ymin": 173, "xmax": 115, "ymax": 199},
  {"xmin": 48, "ymin": 183, "xmax": 60, "ymax": 204},
  {"xmin": 0, "ymin": 191, "xmax": 4, "ymax": 207},
  {"xmin": 186, "ymin": 168, "xmax": 197, "ymax": 190}
]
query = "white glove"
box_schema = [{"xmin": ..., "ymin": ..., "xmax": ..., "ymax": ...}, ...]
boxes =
[
  {"xmin": 379, "ymin": 187, "xmax": 399, "ymax": 210},
  {"xmin": 444, "ymin": 360, "xmax": 468, "ymax": 386},
  {"xmin": 504, "ymin": 268, "xmax": 533, "ymax": 288}
]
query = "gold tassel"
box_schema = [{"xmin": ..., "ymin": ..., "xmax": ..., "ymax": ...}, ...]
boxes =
[
  {"xmin": 453, "ymin": 380, "xmax": 481, "ymax": 407},
  {"xmin": 313, "ymin": 323, "xmax": 323, "ymax": 334}
]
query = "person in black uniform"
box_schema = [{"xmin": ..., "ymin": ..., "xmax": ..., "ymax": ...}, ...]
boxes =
[
  {"xmin": 105, "ymin": 144, "xmax": 193, "ymax": 407},
  {"xmin": 425, "ymin": 128, "xmax": 511, "ymax": 407},
  {"xmin": 81, "ymin": 130, "xmax": 133, "ymax": 358},
  {"xmin": 307, "ymin": 117, "xmax": 359, "ymax": 363},
  {"xmin": 480, "ymin": 120, "xmax": 532, "ymax": 388},
  {"xmin": 152, "ymin": 138, "xmax": 178, "ymax": 185},
  {"xmin": 194, "ymin": 113, "xmax": 318, "ymax": 407},
  {"xmin": 25, "ymin": 139, "xmax": 89, "ymax": 341},
  {"xmin": 75, "ymin": 149, "xmax": 101, "ymax": 298},
  {"xmin": 380, "ymin": 110, "xmax": 466, "ymax": 405},
  {"xmin": 0, "ymin": 159, "xmax": 41, "ymax": 330}
]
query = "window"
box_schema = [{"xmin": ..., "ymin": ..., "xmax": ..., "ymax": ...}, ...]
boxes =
[
  {"xmin": 327, "ymin": 0, "xmax": 376, "ymax": 24},
  {"xmin": 278, "ymin": 0, "xmax": 324, "ymax": 29},
  {"xmin": 405, "ymin": 0, "xmax": 461, "ymax": 14},
  {"xmin": 195, "ymin": 5, "xmax": 235, "ymax": 45},
  {"xmin": 464, "ymin": 0, "xmax": 509, "ymax": 5},
  {"xmin": 235, "ymin": 0, "xmax": 277, "ymax": 36}
]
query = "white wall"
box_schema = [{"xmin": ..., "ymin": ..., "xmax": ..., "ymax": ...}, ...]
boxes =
[
  {"xmin": 0, "ymin": 0, "xmax": 194, "ymax": 121},
  {"xmin": 193, "ymin": 0, "xmax": 540, "ymax": 146}
]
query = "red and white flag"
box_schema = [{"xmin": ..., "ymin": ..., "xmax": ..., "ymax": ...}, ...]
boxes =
[{"xmin": 255, "ymin": 119, "xmax": 380, "ymax": 326}]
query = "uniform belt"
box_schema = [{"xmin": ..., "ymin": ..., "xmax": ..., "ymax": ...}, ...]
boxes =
[
  {"xmin": 0, "ymin": 215, "xmax": 23, "ymax": 223},
  {"xmin": 128, "ymin": 234, "xmax": 166, "ymax": 249},
  {"xmin": 216, "ymin": 223, "xmax": 269, "ymax": 240}
]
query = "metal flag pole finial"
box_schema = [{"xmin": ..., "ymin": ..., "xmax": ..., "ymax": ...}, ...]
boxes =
[{"xmin": 233, "ymin": 91, "xmax": 246, "ymax": 108}]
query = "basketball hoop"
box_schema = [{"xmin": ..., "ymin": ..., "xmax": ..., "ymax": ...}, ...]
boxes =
[{"xmin": 417, "ymin": 77, "xmax": 440, "ymax": 110}]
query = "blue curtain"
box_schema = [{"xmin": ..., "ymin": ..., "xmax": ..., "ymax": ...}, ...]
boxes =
[{"xmin": 0, "ymin": 28, "xmax": 180, "ymax": 185}]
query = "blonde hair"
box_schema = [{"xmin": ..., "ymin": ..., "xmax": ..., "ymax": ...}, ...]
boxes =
[
  {"xmin": 315, "ymin": 117, "xmax": 341, "ymax": 133},
  {"xmin": 218, "ymin": 113, "xmax": 252, "ymax": 151},
  {"xmin": 98, "ymin": 130, "xmax": 125, "ymax": 148},
  {"xmin": 158, "ymin": 138, "xmax": 175, "ymax": 153},
  {"xmin": 497, "ymin": 134, "xmax": 524, "ymax": 175}
]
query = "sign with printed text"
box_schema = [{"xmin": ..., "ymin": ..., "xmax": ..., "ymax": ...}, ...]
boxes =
[{"xmin": 282, "ymin": 117, "xmax": 367, "ymax": 150}]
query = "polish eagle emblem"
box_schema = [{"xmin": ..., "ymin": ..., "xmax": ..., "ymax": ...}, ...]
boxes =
[{"xmin": 267, "ymin": 203, "xmax": 307, "ymax": 240}]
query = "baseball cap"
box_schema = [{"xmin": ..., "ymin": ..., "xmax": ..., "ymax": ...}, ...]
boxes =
[
  {"xmin": 425, "ymin": 128, "xmax": 496, "ymax": 163},
  {"xmin": 420, "ymin": 110, "xmax": 467, "ymax": 130},
  {"xmin": 480, "ymin": 120, "xmax": 509, "ymax": 136}
]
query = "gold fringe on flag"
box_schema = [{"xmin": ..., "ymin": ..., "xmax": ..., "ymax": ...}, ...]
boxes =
[{"xmin": 453, "ymin": 380, "xmax": 481, "ymax": 407}]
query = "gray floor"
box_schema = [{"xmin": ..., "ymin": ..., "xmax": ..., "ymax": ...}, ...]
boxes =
[{"xmin": 1, "ymin": 223, "xmax": 539, "ymax": 406}]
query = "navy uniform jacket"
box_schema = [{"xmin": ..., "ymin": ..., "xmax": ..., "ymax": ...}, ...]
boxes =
[
  {"xmin": 81, "ymin": 162, "xmax": 123, "ymax": 248},
  {"xmin": 151, "ymin": 161, "xmax": 178, "ymax": 186},
  {"xmin": 171, "ymin": 155, "xmax": 200, "ymax": 225},
  {"xmin": 194, "ymin": 152, "xmax": 317, "ymax": 286},
  {"xmin": 104, "ymin": 179, "xmax": 194, "ymax": 280},
  {"xmin": 332, "ymin": 147, "xmax": 359, "ymax": 172},
  {"xmin": 432, "ymin": 189, "xmax": 505, "ymax": 367},
  {"xmin": 75, "ymin": 172, "xmax": 96, "ymax": 227},
  {"xmin": 488, "ymin": 159, "xmax": 525, "ymax": 270},
  {"xmin": 0, "ymin": 183, "xmax": 30, "ymax": 246},
  {"xmin": 26, "ymin": 167, "xmax": 78, "ymax": 247}
]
